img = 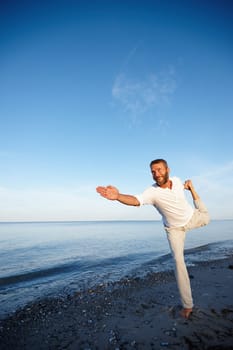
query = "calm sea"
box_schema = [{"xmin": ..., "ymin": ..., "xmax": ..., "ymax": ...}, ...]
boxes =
[{"xmin": 0, "ymin": 220, "xmax": 233, "ymax": 319}]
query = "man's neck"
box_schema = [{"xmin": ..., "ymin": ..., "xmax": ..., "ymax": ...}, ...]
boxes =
[{"xmin": 159, "ymin": 179, "xmax": 172, "ymax": 189}]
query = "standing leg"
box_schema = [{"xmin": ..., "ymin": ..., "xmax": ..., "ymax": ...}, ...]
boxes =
[{"xmin": 166, "ymin": 228, "xmax": 193, "ymax": 318}]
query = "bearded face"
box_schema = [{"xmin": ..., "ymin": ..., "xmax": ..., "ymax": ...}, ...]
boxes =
[{"xmin": 151, "ymin": 163, "xmax": 170, "ymax": 187}]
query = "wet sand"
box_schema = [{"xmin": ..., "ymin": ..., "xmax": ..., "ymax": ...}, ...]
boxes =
[{"xmin": 0, "ymin": 256, "xmax": 233, "ymax": 349}]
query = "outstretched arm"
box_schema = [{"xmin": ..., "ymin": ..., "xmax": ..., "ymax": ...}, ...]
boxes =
[
  {"xmin": 96, "ymin": 185, "xmax": 140, "ymax": 206},
  {"xmin": 184, "ymin": 180, "xmax": 200, "ymax": 201}
]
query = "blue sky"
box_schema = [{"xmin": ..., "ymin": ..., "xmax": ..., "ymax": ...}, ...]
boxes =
[{"xmin": 0, "ymin": 0, "xmax": 233, "ymax": 221}]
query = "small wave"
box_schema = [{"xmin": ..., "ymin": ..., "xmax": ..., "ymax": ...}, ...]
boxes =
[
  {"xmin": 0, "ymin": 262, "xmax": 82, "ymax": 288},
  {"xmin": 135, "ymin": 240, "xmax": 233, "ymax": 275},
  {"xmin": 2, "ymin": 240, "xmax": 233, "ymax": 290},
  {"xmin": 0, "ymin": 252, "xmax": 154, "ymax": 288},
  {"xmin": 185, "ymin": 239, "xmax": 233, "ymax": 257}
]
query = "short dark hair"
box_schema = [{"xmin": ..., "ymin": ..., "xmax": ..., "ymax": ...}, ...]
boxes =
[{"xmin": 150, "ymin": 159, "xmax": 168, "ymax": 168}]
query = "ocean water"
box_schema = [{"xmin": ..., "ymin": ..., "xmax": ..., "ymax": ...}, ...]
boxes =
[{"xmin": 0, "ymin": 220, "xmax": 233, "ymax": 319}]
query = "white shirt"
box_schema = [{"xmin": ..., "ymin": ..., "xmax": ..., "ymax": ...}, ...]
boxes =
[{"xmin": 135, "ymin": 177, "xmax": 194, "ymax": 228}]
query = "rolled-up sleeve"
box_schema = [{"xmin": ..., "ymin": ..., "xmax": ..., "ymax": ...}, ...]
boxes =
[
  {"xmin": 135, "ymin": 194, "xmax": 144, "ymax": 206},
  {"xmin": 135, "ymin": 187, "xmax": 155, "ymax": 206}
]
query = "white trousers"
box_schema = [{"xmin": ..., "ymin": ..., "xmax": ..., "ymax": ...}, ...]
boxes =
[{"xmin": 165, "ymin": 199, "xmax": 210, "ymax": 309}]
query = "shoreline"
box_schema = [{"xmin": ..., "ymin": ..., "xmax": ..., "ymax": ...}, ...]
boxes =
[{"xmin": 0, "ymin": 257, "xmax": 233, "ymax": 349}]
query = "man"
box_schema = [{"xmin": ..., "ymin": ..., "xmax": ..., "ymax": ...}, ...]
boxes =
[{"xmin": 96, "ymin": 159, "xmax": 210, "ymax": 319}]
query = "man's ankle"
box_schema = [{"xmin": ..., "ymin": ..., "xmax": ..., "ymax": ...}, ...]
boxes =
[{"xmin": 180, "ymin": 308, "xmax": 193, "ymax": 319}]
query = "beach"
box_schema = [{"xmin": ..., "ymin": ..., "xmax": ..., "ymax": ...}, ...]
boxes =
[{"xmin": 0, "ymin": 256, "xmax": 233, "ymax": 350}]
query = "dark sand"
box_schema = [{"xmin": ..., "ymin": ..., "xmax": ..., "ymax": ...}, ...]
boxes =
[{"xmin": 0, "ymin": 257, "xmax": 233, "ymax": 349}]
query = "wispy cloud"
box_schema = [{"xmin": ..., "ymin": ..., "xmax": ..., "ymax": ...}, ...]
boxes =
[
  {"xmin": 112, "ymin": 67, "xmax": 177, "ymax": 119},
  {"xmin": 121, "ymin": 41, "xmax": 142, "ymax": 69}
]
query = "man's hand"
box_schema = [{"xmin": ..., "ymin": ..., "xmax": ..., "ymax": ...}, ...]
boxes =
[
  {"xmin": 96, "ymin": 185, "xmax": 119, "ymax": 200},
  {"xmin": 184, "ymin": 179, "xmax": 200, "ymax": 200},
  {"xmin": 184, "ymin": 179, "xmax": 193, "ymax": 191}
]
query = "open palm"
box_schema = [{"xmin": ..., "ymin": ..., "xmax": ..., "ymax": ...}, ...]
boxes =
[{"xmin": 96, "ymin": 185, "xmax": 119, "ymax": 200}]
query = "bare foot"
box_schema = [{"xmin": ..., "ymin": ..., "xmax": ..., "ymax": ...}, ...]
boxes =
[{"xmin": 180, "ymin": 308, "xmax": 193, "ymax": 319}]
